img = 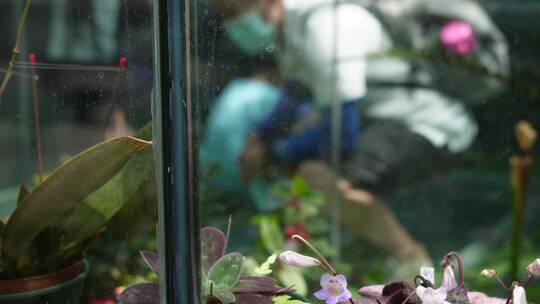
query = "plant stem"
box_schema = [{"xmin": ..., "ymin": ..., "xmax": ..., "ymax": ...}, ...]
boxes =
[
  {"xmin": 30, "ymin": 55, "xmax": 43, "ymax": 183},
  {"xmin": 0, "ymin": 0, "xmax": 32, "ymax": 102},
  {"xmin": 509, "ymin": 156, "xmax": 531, "ymax": 280},
  {"xmin": 447, "ymin": 252, "xmax": 464, "ymax": 287},
  {"xmin": 292, "ymin": 234, "xmax": 338, "ymax": 276}
]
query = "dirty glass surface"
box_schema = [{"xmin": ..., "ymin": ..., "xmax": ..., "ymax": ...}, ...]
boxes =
[
  {"xmin": 193, "ymin": 0, "xmax": 540, "ymax": 303},
  {"xmin": 0, "ymin": 0, "xmax": 156, "ymax": 303}
]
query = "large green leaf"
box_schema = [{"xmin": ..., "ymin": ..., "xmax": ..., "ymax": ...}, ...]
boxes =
[
  {"xmin": 59, "ymin": 145, "xmax": 154, "ymax": 251},
  {"xmin": 1, "ymin": 137, "xmax": 151, "ymax": 263}
]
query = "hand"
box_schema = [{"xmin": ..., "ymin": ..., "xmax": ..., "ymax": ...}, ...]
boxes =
[{"xmin": 238, "ymin": 133, "xmax": 267, "ymax": 183}]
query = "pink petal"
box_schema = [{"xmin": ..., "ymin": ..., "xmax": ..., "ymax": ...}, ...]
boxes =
[
  {"xmin": 321, "ymin": 273, "xmax": 333, "ymax": 287},
  {"xmin": 315, "ymin": 289, "xmax": 330, "ymax": 300},
  {"xmin": 358, "ymin": 285, "xmax": 384, "ymax": 298},
  {"xmin": 327, "ymin": 296, "xmax": 339, "ymax": 304},
  {"xmin": 468, "ymin": 291, "xmax": 506, "ymax": 304},
  {"xmin": 339, "ymin": 289, "xmax": 352, "ymax": 302},
  {"xmin": 335, "ymin": 274, "xmax": 348, "ymax": 288}
]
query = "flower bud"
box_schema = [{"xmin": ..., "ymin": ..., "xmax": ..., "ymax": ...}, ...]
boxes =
[
  {"xmin": 279, "ymin": 250, "xmax": 320, "ymax": 268},
  {"xmin": 481, "ymin": 269, "xmax": 497, "ymax": 278},
  {"xmin": 527, "ymin": 258, "xmax": 540, "ymax": 276}
]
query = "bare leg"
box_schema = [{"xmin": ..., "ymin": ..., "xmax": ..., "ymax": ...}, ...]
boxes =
[{"xmin": 296, "ymin": 161, "xmax": 432, "ymax": 279}]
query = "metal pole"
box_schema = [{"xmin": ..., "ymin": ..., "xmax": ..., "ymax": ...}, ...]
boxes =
[{"xmin": 153, "ymin": 0, "xmax": 200, "ymax": 303}]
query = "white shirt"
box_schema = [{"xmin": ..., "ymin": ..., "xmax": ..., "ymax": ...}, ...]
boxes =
[
  {"xmin": 280, "ymin": 0, "xmax": 386, "ymax": 107},
  {"xmin": 280, "ymin": 0, "xmax": 480, "ymax": 153}
]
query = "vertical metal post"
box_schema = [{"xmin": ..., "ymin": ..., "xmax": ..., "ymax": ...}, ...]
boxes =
[
  {"xmin": 14, "ymin": 1, "xmax": 33, "ymax": 183},
  {"xmin": 153, "ymin": 0, "xmax": 200, "ymax": 303}
]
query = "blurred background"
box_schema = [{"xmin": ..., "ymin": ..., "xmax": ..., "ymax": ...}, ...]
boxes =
[{"xmin": 1, "ymin": 0, "xmax": 540, "ymax": 302}]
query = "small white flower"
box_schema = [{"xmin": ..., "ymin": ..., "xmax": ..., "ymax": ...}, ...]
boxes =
[
  {"xmin": 441, "ymin": 265, "xmax": 457, "ymax": 291},
  {"xmin": 279, "ymin": 250, "xmax": 320, "ymax": 268},
  {"xmin": 527, "ymin": 258, "xmax": 540, "ymax": 276},
  {"xmin": 416, "ymin": 286, "xmax": 451, "ymax": 304},
  {"xmin": 513, "ymin": 286, "xmax": 527, "ymax": 304}
]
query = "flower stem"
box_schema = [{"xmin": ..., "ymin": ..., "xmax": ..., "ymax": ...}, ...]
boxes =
[
  {"xmin": 446, "ymin": 252, "xmax": 464, "ymax": 287},
  {"xmin": 292, "ymin": 234, "xmax": 338, "ymax": 276},
  {"xmin": 0, "ymin": 0, "xmax": 32, "ymax": 102},
  {"xmin": 29, "ymin": 54, "xmax": 43, "ymax": 183}
]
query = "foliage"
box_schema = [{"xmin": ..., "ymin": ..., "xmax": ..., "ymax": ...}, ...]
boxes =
[
  {"xmin": 250, "ymin": 176, "xmax": 350, "ymax": 297},
  {"xmin": 118, "ymin": 226, "xmax": 293, "ymax": 304},
  {"xmin": 0, "ymin": 136, "xmax": 153, "ymax": 278}
]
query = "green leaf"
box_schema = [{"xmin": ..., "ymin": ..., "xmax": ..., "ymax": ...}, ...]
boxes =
[
  {"xmin": 135, "ymin": 121, "xmax": 153, "ymax": 141},
  {"xmin": 254, "ymin": 254, "xmax": 277, "ymax": 276},
  {"xmin": 59, "ymin": 146, "xmax": 154, "ymax": 251},
  {"xmin": 291, "ymin": 177, "xmax": 309, "ymax": 197},
  {"xmin": 259, "ymin": 217, "xmax": 285, "ymax": 254},
  {"xmin": 272, "ymin": 295, "xmax": 310, "ymax": 304},
  {"xmin": 212, "ymin": 284, "xmax": 236, "ymax": 304},
  {"xmin": 1, "ymin": 137, "xmax": 151, "ymax": 263},
  {"xmin": 277, "ymin": 265, "xmax": 307, "ymax": 296},
  {"xmin": 16, "ymin": 184, "xmax": 29, "ymax": 206},
  {"xmin": 208, "ymin": 252, "xmax": 243, "ymax": 288}
]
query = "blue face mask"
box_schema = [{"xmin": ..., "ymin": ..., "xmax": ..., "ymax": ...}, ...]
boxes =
[{"xmin": 225, "ymin": 8, "xmax": 276, "ymax": 55}]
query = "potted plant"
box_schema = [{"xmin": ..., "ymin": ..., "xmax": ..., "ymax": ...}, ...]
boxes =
[
  {"xmin": 0, "ymin": 135, "xmax": 154, "ymax": 304},
  {"xmin": 118, "ymin": 226, "xmax": 300, "ymax": 304}
]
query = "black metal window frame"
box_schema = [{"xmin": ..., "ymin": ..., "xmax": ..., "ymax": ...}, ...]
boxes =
[{"xmin": 153, "ymin": 0, "xmax": 200, "ymax": 303}]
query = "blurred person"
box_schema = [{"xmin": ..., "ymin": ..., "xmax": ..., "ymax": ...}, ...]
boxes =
[
  {"xmin": 209, "ymin": 0, "xmax": 434, "ymax": 278},
  {"xmin": 209, "ymin": 0, "xmax": 509, "ymax": 279},
  {"xmin": 211, "ymin": 0, "xmax": 385, "ymax": 178}
]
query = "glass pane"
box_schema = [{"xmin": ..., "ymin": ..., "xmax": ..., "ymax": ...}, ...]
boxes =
[
  {"xmin": 0, "ymin": 1, "xmax": 157, "ymax": 303},
  {"xmin": 194, "ymin": 0, "xmax": 540, "ymax": 303}
]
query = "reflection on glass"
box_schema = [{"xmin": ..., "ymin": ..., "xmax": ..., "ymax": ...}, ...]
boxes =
[
  {"xmin": 196, "ymin": 0, "xmax": 540, "ymax": 303},
  {"xmin": 0, "ymin": 1, "xmax": 156, "ymax": 303}
]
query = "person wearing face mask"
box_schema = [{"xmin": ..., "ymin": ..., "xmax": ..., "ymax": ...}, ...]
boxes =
[
  {"xmin": 210, "ymin": 0, "xmax": 434, "ymax": 279},
  {"xmin": 214, "ymin": 0, "xmax": 385, "ymax": 177}
]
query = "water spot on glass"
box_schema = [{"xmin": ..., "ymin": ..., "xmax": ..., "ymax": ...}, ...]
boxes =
[
  {"xmin": 97, "ymin": 72, "xmax": 105, "ymax": 80},
  {"xmin": 265, "ymin": 43, "xmax": 277, "ymax": 53}
]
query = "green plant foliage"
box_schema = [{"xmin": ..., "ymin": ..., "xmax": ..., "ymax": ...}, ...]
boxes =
[
  {"xmin": 1, "ymin": 136, "xmax": 152, "ymax": 275},
  {"xmin": 254, "ymin": 254, "xmax": 277, "ymax": 276},
  {"xmin": 60, "ymin": 146, "xmax": 154, "ymax": 252},
  {"xmin": 259, "ymin": 217, "xmax": 285, "ymax": 254},
  {"xmin": 272, "ymin": 295, "xmax": 310, "ymax": 304},
  {"xmin": 208, "ymin": 252, "xmax": 244, "ymax": 288}
]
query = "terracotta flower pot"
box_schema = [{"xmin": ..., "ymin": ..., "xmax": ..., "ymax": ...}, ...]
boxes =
[{"xmin": 0, "ymin": 259, "xmax": 89, "ymax": 304}]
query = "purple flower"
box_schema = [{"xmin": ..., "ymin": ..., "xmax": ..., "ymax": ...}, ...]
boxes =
[{"xmin": 314, "ymin": 274, "xmax": 352, "ymax": 304}]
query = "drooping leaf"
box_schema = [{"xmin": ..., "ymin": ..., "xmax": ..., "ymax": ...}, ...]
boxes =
[
  {"xmin": 236, "ymin": 293, "xmax": 273, "ymax": 304},
  {"xmin": 259, "ymin": 217, "xmax": 284, "ymax": 254},
  {"xmin": 59, "ymin": 146, "xmax": 154, "ymax": 249},
  {"xmin": 201, "ymin": 227, "xmax": 227, "ymax": 275},
  {"xmin": 2, "ymin": 137, "xmax": 151, "ymax": 263},
  {"xmin": 208, "ymin": 252, "xmax": 243, "ymax": 288},
  {"xmin": 212, "ymin": 283, "xmax": 236, "ymax": 304},
  {"xmin": 117, "ymin": 283, "xmax": 160, "ymax": 304},
  {"xmin": 140, "ymin": 250, "xmax": 160, "ymax": 274}
]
